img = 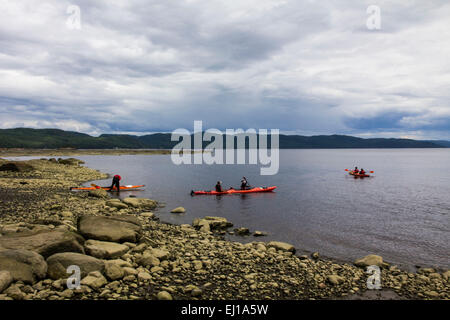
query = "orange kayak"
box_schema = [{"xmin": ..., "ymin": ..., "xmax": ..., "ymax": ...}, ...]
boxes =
[
  {"xmin": 349, "ymin": 171, "xmax": 370, "ymax": 178},
  {"xmin": 192, "ymin": 186, "xmax": 277, "ymax": 195},
  {"xmin": 70, "ymin": 185, "xmax": 145, "ymax": 191}
]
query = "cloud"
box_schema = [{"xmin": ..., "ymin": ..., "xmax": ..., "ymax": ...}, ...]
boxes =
[{"xmin": 0, "ymin": 0, "xmax": 449, "ymax": 139}]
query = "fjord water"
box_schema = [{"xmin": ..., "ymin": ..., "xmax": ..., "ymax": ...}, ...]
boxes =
[{"xmin": 80, "ymin": 149, "xmax": 449, "ymax": 270}]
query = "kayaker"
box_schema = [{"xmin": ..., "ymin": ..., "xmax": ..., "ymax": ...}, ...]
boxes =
[
  {"xmin": 215, "ymin": 181, "xmax": 223, "ymax": 192},
  {"xmin": 353, "ymin": 167, "xmax": 359, "ymax": 174},
  {"xmin": 360, "ymin": 168, "xmax": 366, "ymax": 175},
  {"xmin": 241, "ymin": 177, "xmax": 249, "ymax": 190},
  {"xmin": 109, "ymin": 174, "xmax": 121, "ymax": 192}
]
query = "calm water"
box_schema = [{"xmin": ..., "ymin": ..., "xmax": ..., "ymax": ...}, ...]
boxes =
[{"xmin": 10, "ymin": 149, "xmax": 450, "ymax": 270}]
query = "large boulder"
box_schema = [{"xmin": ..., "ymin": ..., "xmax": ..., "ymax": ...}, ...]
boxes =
[
  {"xmin": 0, "ymin": 249, "xmax": 47, "ymax": 284},
  {"xmin": 0, "ymin": 271, "xmax": 13, "ymax": 293},
  {"xmin": 122, "ymin": 197, "xmax": 157, "ymax": 209},
  {"xmin": 192, "ymin": 216, "xmax": 233, "ymax": 231},
  {"xmin": 354, "ymin": 254, "xmax": 384, "ymax": 268},
  {"xmin": 46, "ymin": 252, "xmax": 105, "ymax": 280},
  {"xmin": 170, "ymin": 207, "xmax": 186, "ymax": 213},
  {"xmin": 84, "ymin": 240, "xmax": 129, "ymax": 259},
  {"xmin": 267, "ymin": 241, "xmax": 296, "ymax": 253},
  {"xmin": 0, "ymin": 162, "xmax": 34, "ymax": 172},
  {"xmin": 78, "ymin": 215, "xmax": 142, "ymax": 243},
  {"xmin": 0, "ymin": 230, "xmax": 85, "ymax": 258}
]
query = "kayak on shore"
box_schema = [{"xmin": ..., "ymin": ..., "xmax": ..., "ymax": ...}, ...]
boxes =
[
  {"xmin": 191, "ymin": 186, "xmax": 277, "ymax": 195},
  {"xmin": 70, "ymin": 184, "xmax": 145, "ymax": 191}
]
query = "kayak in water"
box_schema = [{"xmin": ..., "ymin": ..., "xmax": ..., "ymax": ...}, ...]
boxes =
[
  {"xmin": 348, "ymin": 171, "xmax": 371, "ymax": 178},
  {"xmin": 345, "ymin": 168, "xmax": 373, "ymax": 178},
  {"xmin": 70, "ymin": 185, "xmax": 145, "ymax": 191},
  {"xmin": 191, "ymin": 186, "xmax": 277, "ymax": 195}
]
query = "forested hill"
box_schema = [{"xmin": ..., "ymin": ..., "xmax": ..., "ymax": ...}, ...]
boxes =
[{"xmin": 0, "ymin": 128, "xmax": 446, "ymax": 149}]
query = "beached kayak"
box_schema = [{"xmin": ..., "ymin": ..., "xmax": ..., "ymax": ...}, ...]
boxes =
[
  {"xmin": 70, "ymin": 185, "xmax": 145, "ymax": 191},
  {"xmin": 191, "ymin": 186, "xmax": 277, "ymax": 195},
  {"xmin": 349, "ymin": 171, "xmax": 370, "ymax": 178}
]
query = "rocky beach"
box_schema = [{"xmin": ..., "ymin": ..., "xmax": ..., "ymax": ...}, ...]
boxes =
[{"xmin": 0, "ymin": 157, "xmax": 448, "ymax": 300}]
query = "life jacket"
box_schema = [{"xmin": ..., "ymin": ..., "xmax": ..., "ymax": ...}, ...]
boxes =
[{"xmin": 114, "ymin": 175, "xmax": 122, "ymax": 181}]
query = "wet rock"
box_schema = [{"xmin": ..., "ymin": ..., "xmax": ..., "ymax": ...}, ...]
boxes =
[
  {"xmin": 122, "ymin": 198, "xmax": 157, "ymax": 209},
  {"xmin": 354, "ymin": 255, "xmax": 384, "ymax": 268},
  {"xmin": 0, "ymin": 249, "xmax": 47, "ymax": 284},
  {"xmin": 192, "ymin": 216, "xmax": 233, "ymax": 231},
  {"xmin": 170, "ymin": 207, "xmax": 186, "ymax": 213},
  {"xmin": 253, "ymin": 231, "xmax": 267, "ymax": 237},
  {"xmin": 84, "ymin": 240, "xmax": 129, "ymax": 259},
  {"xmin": 234, "ymin": 227, "xmax": 250, "ymax": 236},
  {"xmin": 46, "ymin": 252, "xmax": 105, "ymax": 279},
  {"xmin": 312, "ymin": 252, "xmax": 320, "ymax": 260},
  {"xmin": 267, "ymin": 241, "xmax": 296, "ymax": 253},
  {"xmin": 78, "ymin": 215, "xmax": 141, "ymax": 243},
  {"xmin": 0, "ymin": 230, "xmax": 85, "ymax": 258}
]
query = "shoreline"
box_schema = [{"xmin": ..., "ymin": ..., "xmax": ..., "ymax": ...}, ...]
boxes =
[
  {"xmin": 0, "ymin": 149, "xmax": 174, "ymax": 157},
  {"xmin": 0, "ymin": 158, "xmax": 448, "ymax": 300}
]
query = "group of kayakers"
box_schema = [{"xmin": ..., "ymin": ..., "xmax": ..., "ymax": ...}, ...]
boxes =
[
  {"xmin": 108, "ymin": 167, "xmax": 369, "ymax": 194},
  {"xmin": 215, "ymin": 177, "xmax": 250, "ymax": 193},
  {"xmin": 107, "ymin": 175, "xmax": 251, "ymax": 194},
  {"xmin": 352, "ymin": 167, "xmax": 366, "ymax": 175}
]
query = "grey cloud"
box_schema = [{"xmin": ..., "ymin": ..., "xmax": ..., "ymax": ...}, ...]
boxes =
[{"xmin": 0, "ymin": 0, "xmax": 449, "ymax": 139}]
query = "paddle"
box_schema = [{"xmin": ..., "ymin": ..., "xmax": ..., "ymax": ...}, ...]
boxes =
[{"xmin": 345, "ymin": 169, "xmax": 374, "ymax": 173}]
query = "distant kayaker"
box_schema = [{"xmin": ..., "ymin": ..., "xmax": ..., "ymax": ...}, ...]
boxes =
[
  {"xmin": 215, "ymin": 181, "xmax": 223, "ymax": 192},
  {"xmin": 353, "ymin": 167, "xmax": 359, "ymax": 173},
  {"xmin": 110, "ymin": 174, "xmax": 121, "ymax": 192},
  {"xmin": 360, "ymin": 168, "xmax": 366, "ymax": 175},
  {"xmin": 241, "ymin": 177, "xmax": 249, "ymax": 190}
]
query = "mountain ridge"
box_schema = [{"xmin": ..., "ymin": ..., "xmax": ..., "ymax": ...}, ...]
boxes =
[{"xmin": 0, "ymin": 128, "xmax": 447, "ymax": 149}]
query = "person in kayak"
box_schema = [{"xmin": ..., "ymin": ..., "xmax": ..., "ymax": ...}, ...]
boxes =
[
  {"xmin": 241, "ymin": 177, "xmax": 249, "ymax": 190},
  {"xmin": 353, "ymin": 167, "xmax": 359, "ymax": 174},
  {"xmin": 359, "ymin": 168, "xmax": 366, "ymax": 175},
  {"xmin": 109, "ymin": 174, "xmax": 121, "ymax": 192},
  {"xmin": 215, "ymin": 181, "xmax": 223, "ymax": 192}
]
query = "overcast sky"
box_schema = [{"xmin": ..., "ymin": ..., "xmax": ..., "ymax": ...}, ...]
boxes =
[{"xmin": 0, "ymin": 0, "xmax": 449, "ymax": 139}]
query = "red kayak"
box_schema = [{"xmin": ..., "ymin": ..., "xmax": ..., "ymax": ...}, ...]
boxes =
[
  {"xmin": 70, "ymin": 185, "xmax": 145, "ymax": 191},
  {"xmin": 349, "ymin": 171, "xmax": 370, "ymax": 178},
  {"xmin": 191, "ymin": 186, "xmax": 277, "ymax": 195}
]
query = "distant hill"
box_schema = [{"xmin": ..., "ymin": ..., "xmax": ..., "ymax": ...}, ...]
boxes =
[
  {"xmin": 0, "ymin": 128, "xmax": 445, "ymax": 149},
  {"xmin": 424, "ymin": 140, "xmax": 450, "ymax": 148}
]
